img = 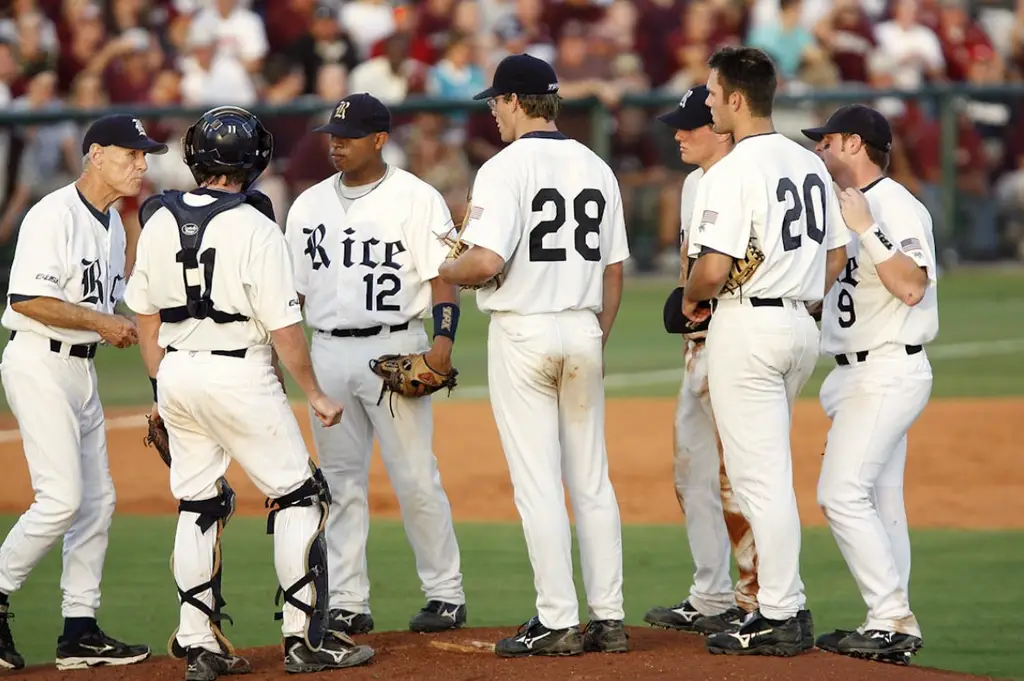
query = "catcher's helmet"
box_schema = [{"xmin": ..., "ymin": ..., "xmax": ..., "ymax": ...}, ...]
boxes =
[{"xmin": 181, "ymin": 105, "xmax": 273, "ymax": 190}]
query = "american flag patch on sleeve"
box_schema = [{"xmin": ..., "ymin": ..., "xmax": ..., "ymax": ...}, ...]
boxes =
[
  {"xmin": 901, "ymin": 237, "xmax": 922, "ymax": 251},
  {"xmin": 700, "ymin": 210, "xmax": 718, "ymax": 225},
  {"xmin": 469, "ymin": 205, "xmax": 484, "ymax": 221}
]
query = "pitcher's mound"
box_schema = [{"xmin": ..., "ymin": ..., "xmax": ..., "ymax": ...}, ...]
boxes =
[{"xmin": 14, "ymin": 627, "xmax": 1005, "ymax": 680}]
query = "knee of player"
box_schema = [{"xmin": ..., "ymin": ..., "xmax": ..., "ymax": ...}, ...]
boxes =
[
  {"xmin": 267, "ymin": 467, "xmax": 332, "ymax": 528},
  {"xmin": 35, "ymin": 485, "xmax": 84, "ymax": 529},
  {"xmin": 817, "ymin": 477, "xmax": 872, "ymax": 516}
]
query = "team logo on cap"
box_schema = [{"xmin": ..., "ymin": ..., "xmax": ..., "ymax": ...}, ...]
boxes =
[
  {"xmin": 334, "ymin": 101, "xmax": 350, "ymax": 120},
  {"xmin": 133, "ymin": 118, "xmax": 147, "ymax": 137},
  {"xmin": 679, "ymin": 89, "xmax": 695, "ymax": 108},
  {"xmin": 547, "ymin": 83, "xmax": 558, "ymax": 92}
]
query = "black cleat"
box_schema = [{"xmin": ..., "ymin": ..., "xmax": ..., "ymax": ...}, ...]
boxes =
[
  {"xmin": 643, "ymin": 599, "xmax": 704, "ymax": 632},
  {"xmin": 693, "ymin": 607, "xmax": 749, "ymax": 636},
  {"xmin": 0, "ymin": 604, "xmax": 24, "ymax": 671},
  {"xmin": 582, "ymin": 619, "xmax": 629, "ymax": 653},
  {"xmin": 283, "ymin": 633, "xmax": 374, "ymax": 673},
  {"xmin": 410, "ymin": 600, "xmax": 467, "ymax": 633},
  {"xmin": 815, "ymin": 628, "xmax": 855, "ymax": 653},
  {"xmin": 834, "ymin": 629, "xmax": 923, "ymax": 665},
  {"xmin": 706, "ymin": 610, "xmax": 813, "ymax": 657},
  {"xmin": 55, "ymin": 622, "xmax": 151, "ymax": 670},
  {"xmin": 327, "ymin": 608, "xmax": 374, "ymax": 635},
  {"xmin": 184, "ymin": 647, "xmax": 252, "ymax": 681},
  {"xmin": 495, "ymin": 616, "xmax": 584, "ymax": 658}
]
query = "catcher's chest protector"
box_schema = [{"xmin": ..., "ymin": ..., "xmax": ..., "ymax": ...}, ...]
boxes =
[{"xmin": 144, "ymin": 190, "xmax": 271, "ymax": 325}]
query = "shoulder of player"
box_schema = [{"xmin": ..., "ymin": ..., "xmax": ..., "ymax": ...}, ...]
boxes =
[
  {"xmin": 22, "ymin": 185, "xmax": 75, "ymax": 231},
  {"xmin": 387, "ymin": 166, "xmax": 445, "ymax": 201},
  {"xmin": 289, "ymin": 174, "xmax": 337, "ymax": 214},
  {"xmin": 871, "ymin": 178, "xmax": 932, "ymax": 226}
]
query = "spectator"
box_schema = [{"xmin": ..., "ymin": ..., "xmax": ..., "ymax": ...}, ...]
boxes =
[
  {"xmin": 632, "ymin": 0, "xmax": 685, "ymax": 87},
  {"xmin": 348, "ymin": 31, "xmax": 421, "ymax": 104},
  {"xmin": 426, "ymin": 31, "xmax": 487, "ymax": 130},
  {"xmin": 961, "ymin": 44, "xmax": 1012, "ymax": 171},
  {"xmin": 341, "ymin": 0, "xmax": 398, "ymax": 61},
  {"xmin": 0, "ymin": 39, "xmax": 15, "ymax": 212},
  {"xmin": 9, "ymin": 11, "xmax": 58, "ymax": 94},
  {"xmin": 55, "ymin": 1, "xmax": 105, "ymax": 93},
  {"xmin": 746, "ymin": 0, "xmax": 825, "ymax": 83},
  {"xmin": 100, "ymin": 28, "xmax": 162, "ymax": 104},
  {"xmin": 414, "ymin": 0, "xmax": 458, "ymax": 64},
  {"xmin": 287, "ymin": 1, "xmax": 359, "ymax": 95},
  {"xmin": 813, "ymin": 0, "xmax": 877, "ymax": 84},
  {"xmin": 191, "ymin": 0, "xmax": 269, "ymax": 74},
  {"xmin": 406, "ymin": 112, "xmax": 472, "ymax": 219},
  {"xmin": 873, "ymin": 0, "xmax": 946, "ymax": 91},
  {"xmin": 179, "ymin": 14, "xmax": 257, "ymax": 105},
  {"xmin": 489, "ymin": 0, "xmax": 556, "ymax": 66},
  {"xmin": 265, "ymin": 0, "xmax": 316, "ymax": 54},
  {"xmin": 934, "ymin": 0, "xmax": 996, "ymax": 82}
]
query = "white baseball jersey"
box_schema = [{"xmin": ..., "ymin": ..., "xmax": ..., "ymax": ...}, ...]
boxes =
[
  {"xmin": 285, "ymin": 167, "xmax": 453, "ymax": 331},
  {"xmin": 1, "ymin": 183, "xmax": 127, "ymax": 344},
  {"xmin": 460, "ymin": 132, "xmax": 630, "ymax": 315},
  {"xmin": 123, "ymin": 190, "xmax": 303, "ymax": 350},
  {"xmin": 687, "ymin": 133, "xmax": 850, "ymax": 301},
  {"xmin": 821, "ymin": 177, "xmax": 939, "ymax": 354},
  {"xmin": 680, "ymin": 168, "xmax": 704, "ymax": 243}
]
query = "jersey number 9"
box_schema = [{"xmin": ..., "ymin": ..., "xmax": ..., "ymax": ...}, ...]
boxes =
[
  {"xmin": 777, "ymin": 174, "xmax": 827, "ymax": 252},
  {"xmin": 529, "ymin": 188, "xmax": 605, "ymax": 262}
]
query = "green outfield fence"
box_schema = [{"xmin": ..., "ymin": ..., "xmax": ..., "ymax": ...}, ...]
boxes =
[{"xmin": 0, "ymin": 83, "xmax": 1019, "ymax": 268}]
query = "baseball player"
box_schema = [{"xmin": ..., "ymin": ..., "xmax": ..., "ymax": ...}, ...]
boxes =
[
  {"xmin": 644, "ymin": 85, "xmax": 759, "ymax": 636},
  {"xmin": 801, "ymin": 105, "xmax": 936, "ymax": 665},
  {"xmin": 284, "ymin": 93, "xmax": 466, "ymax": 636},
  {"xmin": 0, "ymin": 114, "xmax": 159, "ymax": 672},
  {"xmin": 438, "ymin": 53, "xmax": 630, "ymax": 658},
  {"xmin": 680, "ymin": 46, "xmax": 850, "ymax": 656},
  {"xmin": 124, "ymin": 105, "xmax": 374, "ymax": 679}
]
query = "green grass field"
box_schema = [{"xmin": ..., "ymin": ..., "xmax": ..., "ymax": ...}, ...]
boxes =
[{"xmin": 1, "ymin": 268, "xmax": 1023, "ymax": 677}]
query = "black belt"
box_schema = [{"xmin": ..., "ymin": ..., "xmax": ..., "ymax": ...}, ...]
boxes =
[
  {"xmin": 318, "ymin": 321, "xmax": 410, "ymax": 338},
  {"xmin": 710, "ymin": 297, "xmax": 783, "ymax": 312},
  {"xmin": 835, "ymin": 345, "xmax": 922, "ymax": 366},
  {"xmin": 9, "ymin": 330, "xmax": 97, "ymax": 359},
  {"xmin": 167, "ymin": 346, "xmax": 248, "ymax": 359}
]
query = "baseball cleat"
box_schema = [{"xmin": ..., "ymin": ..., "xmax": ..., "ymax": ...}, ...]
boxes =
[
  {"xmin": 0, "ymin": 604, "xmax": 24, "ymax": 670},
  {"xmin": 582, "ymin": 619, "xmax": 629, "ymax": 653},
  {"xmin": 814, "ymin": 628, "xmax": 855, "ymax": 653},
  {"xmin": 643, "ymin": 599, "xmax": 704, "ymax": 632},
  {"xmin": 54, "ymin": 622, "xmax": 151, "ymax": 670},
  {"xmin": 184, "ymin": 647, "xmax": 252, "ymax": 681},
  {"xmin": 693, "ymin": 606, "xmax": 750, "ymax": 635},
  {"xmin": 494, "ymin": 616, "xmax": 584, "ymax": 658},
  {"xmin": 327, "ymin": 608, "xmax": 374, "ymax": 635},
  {"xmin": 409, "ymin": 600, "xmax": 467, "ymax": 633},
  {"xmin": 706, "ymin": 610, "xmax": 813, "ymax": 657},
  {"xmin": 283, "ymin": 633, "xmax": 374, "ymax": 673},
  {"xmin": 831, "ymin": 629, "xmax": 923, "ymax": 665}
]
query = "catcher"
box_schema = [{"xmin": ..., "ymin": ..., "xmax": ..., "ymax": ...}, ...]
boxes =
[
  {"xmin": 645, "ymin": 85, "xmax": 761, "ymax": 636},
  {"xmin": 283, "ymin": 93, "xmax": 468, "ymax": 637}
]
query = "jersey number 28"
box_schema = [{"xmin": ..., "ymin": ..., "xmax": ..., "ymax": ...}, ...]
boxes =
[
  {"xmin": 777, "ymin": 174, "xmax": 827, "ymax": 251},
  {"xmin": 529, "ymin": 188, "xmax": 604, "ymax": 262}
]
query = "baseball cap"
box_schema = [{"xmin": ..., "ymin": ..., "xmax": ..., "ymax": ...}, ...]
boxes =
[
  {"xmin": 800, "ymin": 104, "xmax": 892, "ymax": 152},
  {"xmin": 657, "ymin": 85, "xmax": 713, "ymax": 131},
  {"xmin": 313, "ymin": 93, "xmax": 392, "ymax": 138},
  {"xmin": 81, "ymin": 114, "xmax": 169, "ymax": 155},
  {"xmin": 472, "ymin": 53, "xmax": 559, "ymax": 100}
]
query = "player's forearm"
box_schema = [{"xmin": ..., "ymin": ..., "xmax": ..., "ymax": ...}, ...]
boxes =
[
  {"xmin": 825, "ymin": 247, "xmax": 848, "ymax": 295},
  {"xmin": 10, "ymin": 296, "xmax": 113, "ymax": 334},
  {"xmin": 597, "ymin": 262, "xmax": 623, "ymax": 347},
  {"xmin": 678, "ymin": 237, "xmax": 689, "ymax": 285},
  {"xmin": 683, "ymin": 252, "xmax": 729, "ymax": 301},
  {"xmin": 136, "ymin": 313, "xmax": 164, "ymax": 379},
  {"xmin": 438, "ymin": 248, "xmax": 504, "ymax": 286},
  {"xmin": 428, "ymin": 277, "xmax": 458, "ymax": 358},
  {"xmin": 270, "ymin": 322, "xmax": 323, "ymax": 398},
  {"xmin": 875, "ymin": 254, "xmax": 929, "ymax": 306}
]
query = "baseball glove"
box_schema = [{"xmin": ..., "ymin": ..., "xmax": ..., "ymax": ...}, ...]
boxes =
[
  {"xmin": 663, "ymin": 286, "xmax": 712, "ymax": 340},
  {"xmin": 369, "ymin": 353, "xmax": 458, "ymax": 400},
  {"xmin": 720, "ymin": 235, "xmax": 766, "ymax": 296},
  {"xmin": 437, "ymin": 194, "xmax": 503, "ymax": 291},
  {"xmin": 144, "ymin": 413, "xmax": 171, "ymax": 467}
]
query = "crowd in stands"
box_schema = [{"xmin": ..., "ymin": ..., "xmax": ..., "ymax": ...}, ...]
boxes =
[{"xmin": 2, "ymin": 0, "xmax": 1024, "ymax": 272}]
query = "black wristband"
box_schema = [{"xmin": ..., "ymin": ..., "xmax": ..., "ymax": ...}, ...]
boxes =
[
  {"xmin": 150, "ymin": 377, "xmax": 158, "ymax": 402},
  {"xmin": 433, "ymin": 303, "xmax": 459, "ymax": 341}
]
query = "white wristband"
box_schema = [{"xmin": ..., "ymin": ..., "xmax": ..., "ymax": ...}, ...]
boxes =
[{"xmin": 859, "ymin": 225, "xmax": 897, "ymax": 264}]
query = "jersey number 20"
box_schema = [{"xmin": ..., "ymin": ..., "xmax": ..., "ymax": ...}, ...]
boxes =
[
  {"xmin": 777, "ymin": 175, "xmax": 827, "ymax": 251},
  {"xmin": 529, "ymin": 188, "xmax": 604, "ymax": 262}
]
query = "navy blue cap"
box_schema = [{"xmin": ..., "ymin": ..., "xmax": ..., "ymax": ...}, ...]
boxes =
[
  {"xmin": 81, "ymin": 114, "xmax": 168, "ymax": 155},
  {"xmin": 657, "ymin": 85, "xmax": 713, "ymax": 131},
  {"xmin": 473, "ymin": 53, "xmax": 559, "ymax": 100},
  {"xmin": 313, "ymin": 93, "xmax": 391, "ymax": 138},
  {"xmin": 801, "ymin": 104, "xmax": 893, "ymax": 152}
]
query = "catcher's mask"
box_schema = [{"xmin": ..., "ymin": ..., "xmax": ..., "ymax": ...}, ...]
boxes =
[{"xmin": 182, "ymin": 105, "xmax": 273, "ymax": 191}]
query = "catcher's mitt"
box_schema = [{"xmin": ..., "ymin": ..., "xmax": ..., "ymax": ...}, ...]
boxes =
[
  {"xmin": 437, "ymin": 193, "xmax": 503, "ymax": 291},
  {"xmin": 370, "ymin": 353, "xmax": 458, "ymax": 400},
  {"xmin": 144, "ymin": 413, "xmax": 171, "ymax": 467},
  {"xmin": 720, "ymin": 234, "xmax": 766, "ymax": 296}
]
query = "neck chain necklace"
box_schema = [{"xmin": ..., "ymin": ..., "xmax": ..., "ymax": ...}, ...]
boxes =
[{"xmin": 338, "ymin": 165, "xmax": 389, "ymax": 200}]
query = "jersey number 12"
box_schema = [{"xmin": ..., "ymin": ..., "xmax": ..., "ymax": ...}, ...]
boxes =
[
  {"xmin": 529, "ymin": 188, "xmax": 605, "ymax": 262},
  {"xmin": 777, "ymin": 174, "xmax": 827, "ymax": 251}
]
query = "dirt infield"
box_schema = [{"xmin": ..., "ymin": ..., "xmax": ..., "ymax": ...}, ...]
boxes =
[
  {"xmin": 2, "ymin": 396, "xmax": 1021, "ymax": 680},
  {"xmin": 1, "ymin": 397, "xmax": 1021, "ymax": 528},
  {"xmin": 13, "ymin": 628, "xmax": 1007, "ymax": 681}
]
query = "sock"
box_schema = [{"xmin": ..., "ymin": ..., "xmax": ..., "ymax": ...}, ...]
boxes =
[{"xmin": 62, "ymin": 617, "xmax": 96, "ymax": 641}]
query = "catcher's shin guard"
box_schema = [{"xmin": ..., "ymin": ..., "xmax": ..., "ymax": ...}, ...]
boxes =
[
  {"xmin": 266, "ymin": 465, "xmax": 332, "ymax": 650},
  {"xmin": 169, "ymin": 477, "xmax": 238, "ymax": 658}
]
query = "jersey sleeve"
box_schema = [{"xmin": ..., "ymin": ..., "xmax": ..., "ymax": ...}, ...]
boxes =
[
  {"xmin": 686, "ymin": 165, "xmax": 751, "ymax": 259},
  {"xmin": 884, "ymin": 200, "xmax": 937, "ymax": 281},
  {"xmin": 123, "ymin": 225, "xmax": 159, "ymax": 315},
  {"xmin": 247, "ymin": 226, "xmax": 304, "ymax": 332},
  {"xmin": 826, "ymin": 180, "xmax": 852, "ymax": 250},
  {"xmin": 605, "ymin": 181, "xmax": 630, "ymax": 266},
  {"xmin": 7, "ymin": 202, "xmax": 71, "ymax": 300},
  {"xmin": 459, "ymin": 158, "xmax": 521, "ymax": 261},
  {"xmin": 405, "ymin": 185, "xmax": 455, "ymax": 281},
  {"xmin": 679, "ymin": 171, "xmax": 701, "ymax": 242},
  {"xmin": 284, "ymin": 200, "xmax": 312, "ymax": 296}
]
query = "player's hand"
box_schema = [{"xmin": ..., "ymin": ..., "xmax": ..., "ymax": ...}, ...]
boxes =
[
  {"xmin": 683, "ymin": 297, "xmax": 711, "ymax": 323},
  {"xmin": 99, "ymin": 314, "xmax": 139, "ymax": 348},
  {"xmin": 837, "ymin": 187, "xmax": 875, "ymax": 234},
  {"xmin": 149, "ymin": 402, "xmax": 162, "ymax": 427},
  {"xmin": 424, "ymin": 343, "xmax": 453, "ymax": 375},
  {"xmin": 309, "ymin": 392, "xmax": 343, "ymax": 428}
]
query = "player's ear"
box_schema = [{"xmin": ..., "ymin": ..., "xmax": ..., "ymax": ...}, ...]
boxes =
[{"xmin": 374, "ymin": 132, "xmax": 389, "ymax": 151}]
